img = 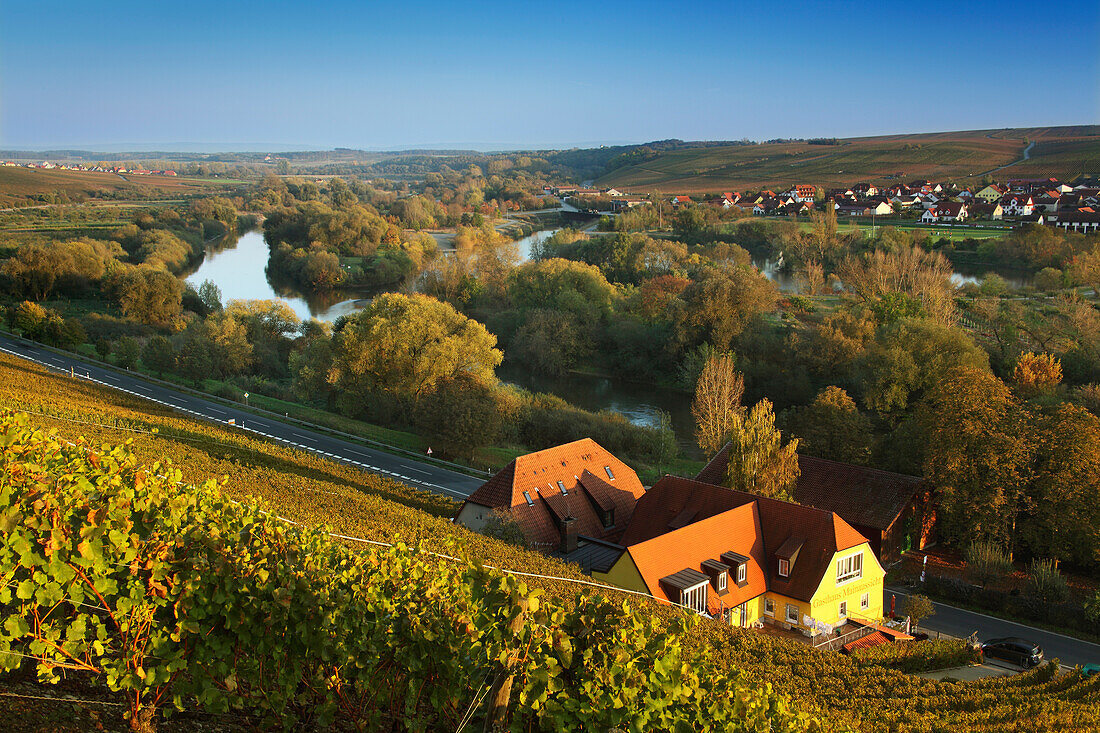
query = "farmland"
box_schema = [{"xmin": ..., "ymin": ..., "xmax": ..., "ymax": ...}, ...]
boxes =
[
  {"xmin": 595, "ymin": 125, "xmax": 1100, "ymax": 193},
  {"xmin": 0, "ymin": 166, "xmax": 237, "ymax": 208}
]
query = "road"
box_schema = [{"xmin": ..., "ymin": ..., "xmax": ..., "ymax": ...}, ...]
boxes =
[
  {"xmin": 0, "ymin": 335, "xmax": 485, "ymax": 501},
  {"xmin": 885, "ymin": 586, "xmax": 1100, "ymax": 668}
]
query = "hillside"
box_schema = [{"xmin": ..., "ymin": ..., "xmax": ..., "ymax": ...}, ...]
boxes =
[
  {"xmin": 2, "ymin": 350, "xmax": 1100, "ymax": 731},
  {"xmin": 0, "ymin": 166, "xmax": 236, "ymax": 208},
  {"xmin": 595, "ymin": 125, "xmax": 1100, "ymax": 193}
]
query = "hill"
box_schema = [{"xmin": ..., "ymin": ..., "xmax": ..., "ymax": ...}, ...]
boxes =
[
  {"xmin": 0, "ymin": 166, "xmax": 237, "ymax": 208},
  {"xmin": 2, "ymin": 350, "xmax": 1099, "ymax": 731},
  {"xmin": 595, "ymin": 126, "xmax": 1100, "ymax": 193}
]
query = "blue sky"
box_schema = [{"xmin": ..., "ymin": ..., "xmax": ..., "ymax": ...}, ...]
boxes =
[{"xmin": 3, "ymin": 1, "xmax": 1097, "ymax": 151}]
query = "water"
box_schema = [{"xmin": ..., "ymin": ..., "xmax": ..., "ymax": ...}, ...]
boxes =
[
  {"xmin": 497, "ymin": 362, "xmax": 698, "ymax": 455},
  {"xmin": 184, "ymin": 230, "xmax": 368, "ymax": 322},
  {"xmin": 514, "ymin": 228, "xmax": 561, "ymax": 261}
]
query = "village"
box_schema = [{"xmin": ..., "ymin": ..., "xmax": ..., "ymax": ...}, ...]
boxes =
[
  {"xmin": 550, "ymin": 174, "xmax": 1100, "ymax": 234},
  {"xmin": 1, "ymin": 159, "xmax": 178, "ymax": 176}
]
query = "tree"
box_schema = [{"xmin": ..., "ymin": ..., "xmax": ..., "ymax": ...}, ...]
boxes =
[
  {"xmin": 176, "ymin": 336, "xmax": 213, "ymax": 386},
  {"xmin": 903, "ymin": 594, "xmax": 935, "ymax": 629},
  {"xmin": 920, "ymin": 368, "xmax": 1030, "ymax": 549},
  {"xmin": 328, "ymin": 293, "xmax": 502, "ymax": 412},
  {"xmin": 839, "ymin": 246, "xmax": 957, "ymax": 326},
  {"xmin": 510, "ymin": 309, "xmax": 584, "ymax": 377},
  {"xmin": 412, "ymin": 373, "xmax": 502, "ymax": 459},
  {"xmin": 14, "ymin": 301, "xmax": 46, "ymax": 338},
  {"xmin": 692, "ymin": 353, "xmax": 744, "ymax": 456},
  {"xmin": 1026, "ymin": 559, "xmax": 1069, "ymax": 604},
  {"xmin": 95, "ymin": 337, "xmax": 112, "ymax": 361},
  {"xmin": 197, "ymin": 279, "xmax": 223, "ymax": 313},
  {"xmin": 115, "ymin": 336, "xmax": 140, "ymax": 369},
  {"xmin": 781, "ymin": 386, "xmax": 873, "ymax": 465},
  {"xmin": 108, "ymin": 267, "xmax": 183, "ymax": 327},
  {"xmin": 1012, "ymin": 352, "xmax": 1062, "ymax": 394},
  {"xmin": 678, "ymin": 267, "xmax": 778, "ymax": 351},
  {"xmin": 141, "ymin": 335, "xmax": 175, "ymax": 377},
  {"xmin": 725, "ymin": 399, "xmax": 800, "ymax": 501}
]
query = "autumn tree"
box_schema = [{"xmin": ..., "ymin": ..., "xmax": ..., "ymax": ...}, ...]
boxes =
[
  {"xmin": 1012, "ymin": 352, "xmax": 1063, "ymax": 394},
  {"xmin": 692, "ymin": 353, "xmax": 745, "ymax": 456},
  {"xmin": 920, "ymin": 367, "xmax": 1030, "ymax": 549},
  {"xmin": 678, "ymin": 267, "xmax": 778, "ymax": 351},
  {"xmin": 725, "ymin": 399, "xmax": 800, "ymax": 501},
  {"xmin": 839, "ymin": 245, "xmax": 956, "ymax": 326}
]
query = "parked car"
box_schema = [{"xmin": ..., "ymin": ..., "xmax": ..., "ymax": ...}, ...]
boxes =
[
  {"xmin": 1082, "ymin": 664, "xmax": 1100, "ymax": 678},
  {"xmin": 981, "ymin": 637, "xmax": 1044, "ymax": 668}
]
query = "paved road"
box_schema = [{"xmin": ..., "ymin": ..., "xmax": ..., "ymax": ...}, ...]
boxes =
[
  {"xmin": 0, "ymin": 336, "xmax": 485, "ymax": 501},
  {"xmin": 885, "ymin": 586, "xmax": 1100, "ymax": 668}
]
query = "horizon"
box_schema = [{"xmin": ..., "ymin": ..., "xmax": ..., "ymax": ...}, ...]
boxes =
[{"xmin": 4, "ymin": 1, "xmax": 1097, "ymax": 150}]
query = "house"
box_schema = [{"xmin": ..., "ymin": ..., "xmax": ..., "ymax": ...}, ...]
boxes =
[
  {"xmin": 611, "ymin": 198, "xmax": 648, "ymax": 212},
  {"xmin": 1047, "ymin": 210, "xmax": 1100, "ymax": 233},
  {"xmin": 1033, "ymin": 195, "xmax": 1060, "ymax": 213},
  {"xmin": 696, "ymin": 450, "xmax": 933, "ymax": 565},
  {"xmin": 837, "ymin": 204, "xmax": 872, "ymax": 217},
  {"xmin": 789, "ymin": 185, "xmax": 817, "ymax": 203},
  {"xmin": 454, "ymin": 439, "xmax": 646, "ymax": 565},
  {"xmin": 670, "ymin": 195, "xmax": 693, "ymax": 206},
  {"xmin": 922, "ymin": 202, "xmax": 967, "ymax": 222},
  {"xmin": 866, "ymin": 201, "xmax": 894, "ymax": 216},
  {"xmin": 592, "ymin": 475, "xmax": 885, "ymax": 633},
  {"xmin": 968, "ymin": 202, "xmax": 1004, "ymax": 220},
  {"xmin": 853, "ymin": 182, "xmax": 879, "ymax": 197},
  {"xmin": 602, "ymin": 188, "xmax": 624, "ymax": 197},
  {"xmin": 975, "ymin": 184, "xmax": 1004, "ymax": 203},
  {"xmin": 1001, "ymin": 193, "xmax": 1035, "ymax": 217},
  {"xmin": 891, "ymin": 194, "xmax": 921, "ymax": 209}
]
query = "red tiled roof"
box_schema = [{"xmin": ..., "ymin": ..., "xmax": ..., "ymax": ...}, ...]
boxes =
[
  {"xmin": 626, "ymin": 502, "xmax": 768, "ymax": 614},
  {"xmin": 843, "ymin": 630, "xmax": 891, "ymax": 652},
  {"xmin": 624, "ymin": 475, "xmax": 869, "ymax": 602},
  {"xmin": 460, "ymin": 439, "xmax": 646, "ymax": 547}
]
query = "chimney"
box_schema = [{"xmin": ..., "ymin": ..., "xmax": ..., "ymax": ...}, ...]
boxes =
[{"xmin": 560, "ymin": 516, "xmax": 578, "ymax": 554}]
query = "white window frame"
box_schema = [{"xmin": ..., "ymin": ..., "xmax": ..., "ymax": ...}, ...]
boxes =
[
  {"xmin": 717, "ymin": 572, "xmax": 727, "ymax": 592},
  {"xmin": 861, "ymin": 592, "xmax": 870, "ymax": 611},
  {"xmin": 764, "ymin": 598, "xmax": 775, "ymax": 617},
  {"xmin": 835, "ymin": 551, "xmax": 863, "ymax": 585},
  {"xmin": 604, "ymin": 466, "xmax": 615, "ymax": 480},
  {"xmin": 838, "ymin": 600, "xmax": 848, "ymax": 619},
  {"xmin": 736, "ymin": 563, "xmax": 747, "ymax": 584},
  {"xmin": 778, "ymin": 558, "xmax": 790, "ymax": 577},
  {"xmin": 680, "ymin": 582, "xmax": 708, "ymax": 614},
  {"xmin": 785, "ymin": 603, "xmax": 799, "ymax": 624}
]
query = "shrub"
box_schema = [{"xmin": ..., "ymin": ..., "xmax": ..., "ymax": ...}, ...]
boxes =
[
  {"xmin": 965, "ymin": 541, "xmax": 1013, "ymax": 588},
  {"xmin": 1026, "ymin": 558, "xmax": 1070, "ymax": 604},
  {"xmin": 903, "ymin": 594, "xmax": 936, "ymax": 628}
]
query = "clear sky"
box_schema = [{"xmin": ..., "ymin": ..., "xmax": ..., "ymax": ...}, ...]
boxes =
[{"xmin": 4, "ymin": 0, "xmax": 1097, "ymax": 151}]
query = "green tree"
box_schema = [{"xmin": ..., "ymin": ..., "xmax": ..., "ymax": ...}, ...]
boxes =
[
  {"xmin": 108, "ymin": 267, "xmax": 183, "ymax": 327},
  {"xmin": 95, "ymin": 337, "xmax": 112, "ymax": 361},
  {"xmin": 782, "ymin": 386, "xmax": 873, "ymax": 465},
  {"xmin": 197, "ymin": 279, "xmax": 223, "ymax": 313},
  {"xmin": 725, "ymin": 399, "xmax": 800, "ymax": 501},
  {"xmin": 141, "ymin": 335, "xmax": 176, "ymax": 377},
  {"xmin": 412, "ymin": 373, "xmax": 502, "ymax": 458},
  {"xmin": 115, "ymin": 336, "xmax": 140, "ymax": 369},
  {"xmin": 692, "ymin": 353, "xmax": 744, "ymax": 456},
  {"xmin": 328, "ymin": 293, "xmax": 502, "ymax": 411},
  {"xmin": 510, "ymin": 309, "xmax": 584, "ymax": 377},
  {"xmin": 14, "ymin": 300, "xmax": 47, "ymax": 338},
  {"xmin": 903, "ymin": 594, "xmax": 935, "ymax": 629},
  {"xmin": 176, "ymin": 336, "xmax": 213, "ymax": 386}
]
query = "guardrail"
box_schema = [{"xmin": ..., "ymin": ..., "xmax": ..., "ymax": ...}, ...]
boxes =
[{"xmin": 0, "ymin": 329, "xmax": 493, "ymax": 478}]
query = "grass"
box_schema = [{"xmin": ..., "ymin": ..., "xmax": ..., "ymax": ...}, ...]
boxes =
[{"xmin": 596, "ymin": 126, "xmax": 1100, "ymax": 193}]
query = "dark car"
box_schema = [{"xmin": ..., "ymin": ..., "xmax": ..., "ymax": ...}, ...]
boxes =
[{"xmin": 981, "ymin": 637, "xmax": 1044, "ymax": 668}]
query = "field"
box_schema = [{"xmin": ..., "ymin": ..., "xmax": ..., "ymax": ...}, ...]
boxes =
[
  {"xmin": 0, "ymin": 166, "xmax": 238, "ymax": 207},
  {"xmin": 596, "ymin": 125, "xmax": 1100, "ymax": 193},
  {"xmin": 3, "ymin": 349, "xmax": 1100, "ymax": 731}
]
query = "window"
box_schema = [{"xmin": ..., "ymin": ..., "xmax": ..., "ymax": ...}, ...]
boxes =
[
  {"xmin": 522, "ymin": 491, "xmax": 534, "ymax": 506},
  {"xmin": 736, "ymin": 563, "xmax": 747, "ymax": 583},
  {"xmin": 836, "ymin": 552, "xmax": 863, "ymax": 584},
  {"xmin": 680, "ymin": 584, "xmax": 707, "ymax": 614},
  {"xmin": 604, "ymin": 466, "xmax": 615, "ymax": 480},
  {"xmin": 764, "ymin": 598, "xmax": 774, "ymax": 617},
  {"xmin": 778, "ymin": 558, "xmax": 790, "ymax": 577},
  {"xmin": 601, "ymin": 508, "xmax": 615, "ymax": 529},
  {"xmin": 717, "ymin": 572, "xmax": 727, "ymax": 592},
  {"xmin": 786, "ymin": 603, "xmax": 799, "ymax": 624},
  {"xmin": 838, "ymin": 601, "xmax": 847, "ymax": 619},
  {"xmin": 556, "ymin": 480, "xmax": 567, "ymax": 494},
  {"xmin": 860, "ymin": 592, "xmax": 870, "ymax": 611}
]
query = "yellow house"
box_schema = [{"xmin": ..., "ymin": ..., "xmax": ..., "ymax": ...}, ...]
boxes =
[{"xmin": 593, "ymin": 476, "xmax": 885, "ymax": 635}]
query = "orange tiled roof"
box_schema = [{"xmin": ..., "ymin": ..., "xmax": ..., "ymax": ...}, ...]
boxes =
[
  {"xmin": 626, "ymin": 502, "xmax": 767, "ymax": 614},
  {"xmin": 843, "ymin": 630, "xmax": 891, "ymax": 652},
  {"xmin": 622, "ymin": 475, "xmax": 870, "ymax": 602}
]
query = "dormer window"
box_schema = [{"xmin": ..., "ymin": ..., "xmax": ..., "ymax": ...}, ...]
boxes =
[
  {"xmin": 736, "ymin": 563, "xmax": 746, "ymax": 584},
  {"xmin": 717, "ymin": 571, "xmax": 727, "ymax": 592},
  {"xmin": 604, "ymin": 466, "xmax": 615, "ymax": 480},
  {"xmin": 720, "ymin": 551, "xmax": 750, "ymax": 588},
  {"xmin": 701, "ymin": 559, "xmax": 732, "ymax": 595},
  {"xmin": 778, "ymin": 558, "xmax": 790, "ymax": 577}
]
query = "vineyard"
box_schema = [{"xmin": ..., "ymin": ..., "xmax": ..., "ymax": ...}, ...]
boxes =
[{"xmin": 2, "ymin": 351, "xmax": 1100, "ymax": 731}]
